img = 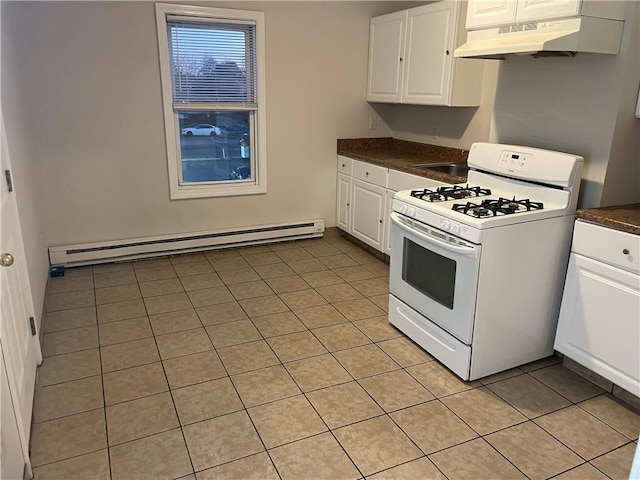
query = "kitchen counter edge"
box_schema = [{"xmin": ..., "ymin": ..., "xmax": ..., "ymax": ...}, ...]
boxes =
[
  {"xmin": 576, "ymin": 204, "xmax": 640, "ymax": 236},
  {"xmin": 337, "ymin": 138, "xmax": 468, "ymax": 184}
]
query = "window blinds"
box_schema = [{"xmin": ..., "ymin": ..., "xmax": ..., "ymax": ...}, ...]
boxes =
[{"xmin": 166, "ymin": 17, "xmax": 257, "ymax": 107}]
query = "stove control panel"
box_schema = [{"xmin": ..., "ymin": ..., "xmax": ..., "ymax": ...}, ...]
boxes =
[
  {"xmin": 439, "ymin": 220, "xmax": 462, "ymax": 235},
  {"xmin": 398, "ymin": 204, "xmax": 417, "ymax": 218},
  {"xmin": 499, "ymin": 150, "xmax": 529, "ymax": 171}
]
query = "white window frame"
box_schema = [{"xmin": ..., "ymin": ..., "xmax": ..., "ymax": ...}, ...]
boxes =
[{"xmin": 155, "ymin": 3, "xmax": 267, "ymax": 199}]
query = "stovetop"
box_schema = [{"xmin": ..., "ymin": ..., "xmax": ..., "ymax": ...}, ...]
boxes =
[
  {"xmin": 409, "ymin": 186, "xmax": 545, "ymax": 219},
  {"xmin": 392, "ymin": 143, "xmax": 582, "ymax": 240},
  {"xmin": 393, "ymin": 179, "xmax": 573, "ymax": 243}
]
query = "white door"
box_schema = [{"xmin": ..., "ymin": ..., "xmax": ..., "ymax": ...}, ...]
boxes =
[
  {"xmin": 350, "ymin": 179, "xmax": 386, "ymax": 251},
  {"xmin": 402, "ymin": 1, "xmax": 456, "ymax": 106},
  {"xmin": 367, "ymin": 10, "xmax": 406, "ymax": 103},
  {"xmin": 0, "ymin": 112, "xmax": 41, "ymax": 478},
  {"xmin": 465, "ymin": 0, "xmax": 518, "ymax": 29},
  {"xmin": 516, "ymin": 0, "xmax": 581, "ymax": 22},
  {"xmin": 1, "ymin": 346, "xmax": 25, "ymax": 480}
]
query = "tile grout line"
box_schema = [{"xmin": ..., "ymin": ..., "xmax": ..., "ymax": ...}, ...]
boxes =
[
  {"xmin": 141, "ymin": 261, "xmax": 198, "ymax": 479},
  {"xmin": 191, "ymin": 287, "xmax": 285, "ymax": 480},
  {"xmin": 92, "ymin": 279, "xmax": 113, "ymax": 480}
]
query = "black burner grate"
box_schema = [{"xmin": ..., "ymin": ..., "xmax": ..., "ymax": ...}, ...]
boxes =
[
  {"xmin": 410, "ymin": 185, "xmax": 492, "ymax": 202},
  {"xmin": 452, "ymin": 197, "xmax": 544, "ymax": 218}
]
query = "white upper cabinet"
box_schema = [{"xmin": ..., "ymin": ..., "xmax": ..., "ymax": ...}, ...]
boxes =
[
  {"xmin": 465, "ymin": 0, "xmax": 517, "ymax": 29},
  {"xmin": 515, "ymin": 0, "xmax": 580, "ymax": 23},
  {"xmin": 367, "ymin": 11, "xmax": 406, "ymax": 103},
  {"xmin": 367, "ymin": 1, "xmax": 484, "ymax": 107},
  {"xmin": 465, "ymin": 0, "xmax": 624, "ymax": 30}
]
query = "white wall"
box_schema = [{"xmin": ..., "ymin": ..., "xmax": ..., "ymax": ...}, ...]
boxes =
[
  {"xmin": 374, "ymin": 61, "xmax": 499, "ymax": 149},
  {"xmin": 1, "ymin": 5, "xmax": 49, "ymax": 324},
  {"xmin": 600, "ymin": 3, "xmax": 640, "ymax": 207},
  {"xmin": 1, "ymin": 1, "xmax": 420, "ymax": 248},
  {"xmin": 487, "ymin": 1, "xmax": 639, "ymax": 208}
]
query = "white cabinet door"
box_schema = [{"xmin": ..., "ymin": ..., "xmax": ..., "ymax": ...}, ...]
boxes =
[
  {"xmin": 555, "ymin": 254, "xmax": 640, "ymax": 396},
  {"xmin": 403, "ymin": 2, "xmax": 456, "ymax": 106},
  {"xmin": 351, "ymin": 179, "xmax": 387, "ymax": 251},
  {"xmin": 466, "ymin": 0, "xmax": 517, "ymax": 29},
  {"xmin": 336, "ymin": 173, "xmax": 352, "ymax": 233},
  {"xmin": 367, "ymin": 10, "xmax": 406, "ymax": 103},
  {"xmin": 516, "ymin": 0, "xmax": 581, "ymax": 22}
]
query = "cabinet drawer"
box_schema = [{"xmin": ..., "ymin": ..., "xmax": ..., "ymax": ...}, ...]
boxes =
[
  {"xmin": 353, "ymin": 160, "xmax": 388, "ymax": 187},
  {"xmin": 388, "ymin": 169, "xmax": 449, "ymax": 191},
  {"xmin": 573, "ymin": 220, "xmax": 640, "ymax": 274},
  {"xmin": 337, "ymin": 156, "xmax": 353, "ymax": 176}
]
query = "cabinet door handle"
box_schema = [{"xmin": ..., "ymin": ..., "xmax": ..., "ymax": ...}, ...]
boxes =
[
  {"xmin": 399, "ymin": 57, "xmax": 403, "ymax": 62},
  {"xmin": 365, "ymin": 172, "xmax": 369, "ymax": 176},
  {"xmin": 342, "ymin": 163, "xmax": 345, "ymax": 168},
  {"xmin": 623, "ymin": 248, "xmax": 630, "ymax": 255},
  {"xmin": 346, "ymin": 203, "xmax": 350, "ymax": 207},
  {"xmin": 446, "ymin": 50, "xmax": 450, "ymax": 55},
  {"xmin": 379, "ymin": 219, "xmax": 383, "ymax": 224}
]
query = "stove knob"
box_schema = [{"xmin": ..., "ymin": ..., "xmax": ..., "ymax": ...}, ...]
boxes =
[
  {"xmin": 399, "ymin": 205, "xmax": 408, "ymax": 214},
  {"xmin": 451, "ymin": 224, "xmax": 461, "ymax": 234},
  {"xmin": 441, "ymin": 220, "xmax": 450, "ymax": 231},
  {"xmin": 407, "ymin": 207, "xmax": 416, "ymax": 217}
]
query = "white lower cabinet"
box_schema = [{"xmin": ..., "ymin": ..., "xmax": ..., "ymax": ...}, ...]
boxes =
[
  {"xmin": 554, "ymin": 220, "xmax": 640, "ymax": 396},
  {"xmin": 336, "ymin": 156, "xmax": 449, "ymax": 256},
  {"xmin": 351, "ymin": 179, "xmax": 387, "ymax": 251}
]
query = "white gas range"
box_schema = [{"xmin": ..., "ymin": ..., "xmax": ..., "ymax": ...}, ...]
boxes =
[{"xmin": 389, "ymin": 142, "xmax": 583, "ymax": 381}]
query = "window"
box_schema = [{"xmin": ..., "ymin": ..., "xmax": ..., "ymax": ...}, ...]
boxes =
[{"xmin": 156, "ymin": 4, "xmax": 266, "ymax": 199}]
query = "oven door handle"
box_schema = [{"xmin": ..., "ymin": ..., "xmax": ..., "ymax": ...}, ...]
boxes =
[{"xmin": 391, "ymin": 212, "xmax": 480, "ymax": 257}]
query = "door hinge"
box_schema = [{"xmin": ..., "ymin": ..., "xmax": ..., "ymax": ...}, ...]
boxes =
[
  {"xmin": 29, "ymin": 317, "xmax": 37, "ymax": 336},
  {"xmin": 4, "ymin": 170, "xmax": 13, "ymax": 192}
]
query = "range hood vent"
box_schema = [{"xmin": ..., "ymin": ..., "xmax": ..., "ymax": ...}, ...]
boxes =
[{"xmin": 454, "ymin": 16, "xmax": 624, "ymax": 59}]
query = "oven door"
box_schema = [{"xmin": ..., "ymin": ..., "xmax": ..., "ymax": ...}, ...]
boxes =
[{"xmin": 389, "ymin": 212, "xmax": 481, "ymax": 344}]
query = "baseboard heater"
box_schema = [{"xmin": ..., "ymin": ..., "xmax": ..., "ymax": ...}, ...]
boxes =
[{"xmin": 49, "ymin": 219, "xmax": 325, "ymax": 267}]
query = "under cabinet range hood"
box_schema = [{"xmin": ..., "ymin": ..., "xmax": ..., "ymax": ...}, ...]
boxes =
[{"xmin": 454, "ymin": 16, "xmax": 624, "ymax": 59}]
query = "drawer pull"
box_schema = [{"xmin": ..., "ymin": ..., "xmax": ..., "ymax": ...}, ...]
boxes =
[
  {"xmin": 623, "ymin": 248, "xmax": 630, "ymax": 255},
  {"xmin": 342, "ymin": 163, "xmax": 345, "ymax": 168},
  {"xmin": 366, "ymin": 172, "xmax": 369, "ymax": 176}
]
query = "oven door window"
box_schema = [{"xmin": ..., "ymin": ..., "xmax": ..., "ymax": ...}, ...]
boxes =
[{"xmin": 402, "ymin": 238, "xmax": 455, "ymax": 309}]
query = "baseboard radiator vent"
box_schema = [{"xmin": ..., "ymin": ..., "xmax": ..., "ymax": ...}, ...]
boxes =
[{"xmin": 49, "ymin": 219, "xmax": 325, "ymax": 267}]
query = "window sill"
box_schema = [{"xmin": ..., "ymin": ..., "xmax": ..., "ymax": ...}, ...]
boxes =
[{"xmin": 170, "ymin": 182, "xmax": 267, "ymax": 200}]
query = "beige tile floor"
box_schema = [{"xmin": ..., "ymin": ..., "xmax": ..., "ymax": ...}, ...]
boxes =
[{"xmin": 32, "ymin": 231, "xmax": 639, "ymax": 480}]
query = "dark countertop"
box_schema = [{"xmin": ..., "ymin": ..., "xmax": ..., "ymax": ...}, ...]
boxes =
[
  {"xmin": 577, "ymin": 204, "xmax": 640, "ymax": 235},
  {"xmin": 337, "ymin": 137, "xmax": 468, "ymax": 184}
]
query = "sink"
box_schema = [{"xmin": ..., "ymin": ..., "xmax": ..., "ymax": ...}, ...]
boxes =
[{"xmin": 414, "ymin": 162, "xmax": 469, "ymax": 177}]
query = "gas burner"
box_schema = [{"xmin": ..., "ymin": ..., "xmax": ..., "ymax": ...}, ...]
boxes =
[
  {"xmin": 410, "ymin": 188, "xmax": 444, "ymax": 202},
  {"xmin": 410, "ymin": 185, "xmax": 492, "ymax": 203},
  {"xmin": 453, "ymin": 202, "xmax": 499, "ymax": 217},
  {"xmin": 483, "ymin": 197, "xmax": 544, "ymax": 214},
  {"xmin": 440, "ymin": 185, "xmax": 492, "ymax": 200},
  {"xmin": 452, "ymin": 197, "xmax": 544, "ymax": 218}
]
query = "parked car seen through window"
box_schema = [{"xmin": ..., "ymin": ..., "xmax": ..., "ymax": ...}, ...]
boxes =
[{"xmin": 181, "ymin": 124, "xmax": 222, "ymax": 136}]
